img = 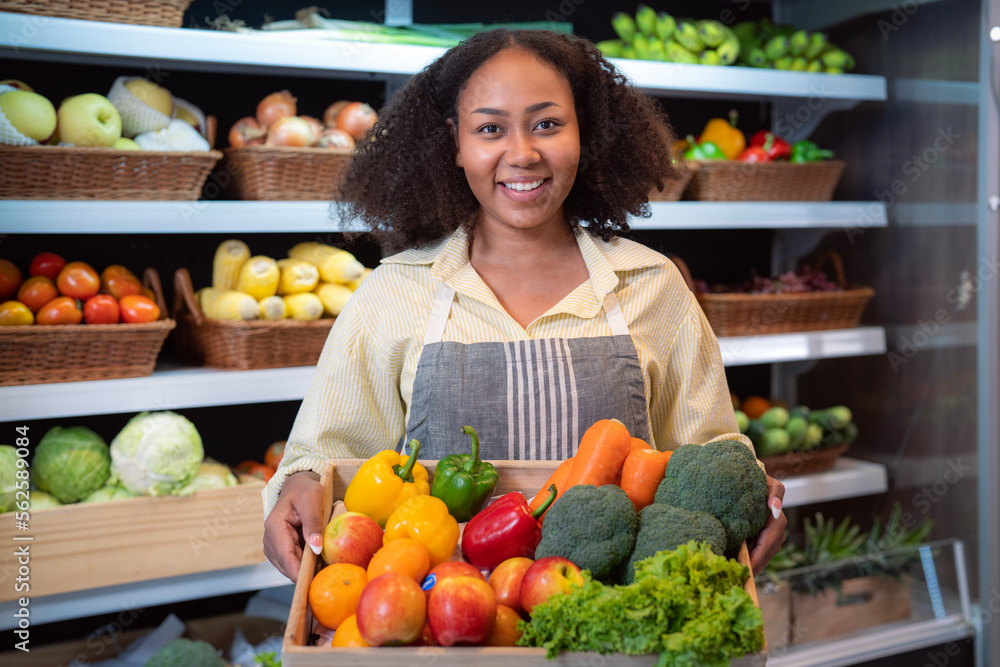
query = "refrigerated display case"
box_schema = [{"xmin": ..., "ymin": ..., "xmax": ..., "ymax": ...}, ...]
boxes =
[{"xmin": 0, "ymin": 1, "xmax": 997, "ymax": 665}]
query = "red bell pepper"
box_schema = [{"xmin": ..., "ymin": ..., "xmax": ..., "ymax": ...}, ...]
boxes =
[
  {"xmin": 748, "ymin": 130, "xmax": 792, "ymax": 161},
  {"xmin": 460, "ymin": 485, "xmax": 557, "ymax": 571}
]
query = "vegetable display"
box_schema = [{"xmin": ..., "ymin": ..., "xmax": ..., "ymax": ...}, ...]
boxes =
[
  {"xmin": 32, "ymin": 426, "xmax": 111, "ymax": 503},
  {"xmin": 109, "ymin": 411, "xmax": 204, "ymax": 496},
  {"xmin": 430, "ymin": 425, "xmax": 499, "ymax": 522},
  {"xmin": 624, "ymin": 503, "xmax": 726, "ymax": 583},
  {"xmin": 733, "ymin": 401, "xmax": 858, "ymax": 459}
]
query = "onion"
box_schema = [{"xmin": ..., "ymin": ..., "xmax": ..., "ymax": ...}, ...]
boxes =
[
  {"xmin": 299, "ymin": 115, "xmax": 325, "ymax": 144},
  {"xmin": 228, "ymin": 116, "xmax": 265, "ymax": 148},
  {"xmin": 336, "ymin": 102, "xmax": 378, "ymax": 141},
  {"xmin": 323, "ymin": 100, "xmax": 351, "ymax": 128},
  {"xmin": 256, "ymin": 90, "xmax": 297, "ymax": 129},
  {"xmin": 265, "ymin": 115, "xmax": 315, "ymax": 147},
  {"xmin": 315, "ymin": 128, "xmax": 355, "ymax": 150}
]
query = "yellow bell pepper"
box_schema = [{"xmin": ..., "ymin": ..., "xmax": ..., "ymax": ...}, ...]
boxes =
[
  {"xmin": 343, "ymin": 441, "xmax": 429, "ymax": 528},
  {"xmin": 383, "ymin": 494, "xmax": 460, "ymax": 568},
  {"xmin": 699, "ymin": 110, "xmax": 746, "ymax": 160}
]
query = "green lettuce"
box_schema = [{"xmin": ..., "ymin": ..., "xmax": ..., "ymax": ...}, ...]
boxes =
[
  {"xmin": 0, "ymin": 445, "xmax": 18, "ymax": 513},
  {"xmin": 32, "ymin": 426, "xmax": 111, "ymax": 503}
]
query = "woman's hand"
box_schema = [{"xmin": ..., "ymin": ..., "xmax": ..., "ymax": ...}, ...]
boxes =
[
  {"xmin": 750, "ymin": 473, "xmax": 787, "ymax": 576},
  {"xmin": 263, "ymin": 470, "xmax": 324, "ymax": 581}
]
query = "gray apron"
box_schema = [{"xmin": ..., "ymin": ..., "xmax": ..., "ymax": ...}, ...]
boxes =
[{"xmin": 403, "ymin": 282, "xmax": 652, "ymax": 460}]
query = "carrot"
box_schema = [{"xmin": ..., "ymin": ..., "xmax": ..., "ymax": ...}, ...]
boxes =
[
  {"xmin": 629, "ymin": 436, "xmax": 651, "ymax": 451},
  {"xmin": 528, "ymin": 456, "xmax": 574, "ymax": 514},
  {"xmin": 619, "ymin": 448, "xmax": 673, "ymax": 512},
  {"xmin": 565, "ymin": 419, "xmax": 632, "ymax": 488}
]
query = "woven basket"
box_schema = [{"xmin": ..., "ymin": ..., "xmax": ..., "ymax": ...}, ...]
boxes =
[
  {"xmin": 223, "ymin": 146, "xmax": 353, "ymax": 201},
  {"xmin": 0, "ymin": 0, "xmax": 192, "ymax": 27},
  {"xmin": 647, "ymin": 162, "xmax": 699, "ymax": 202},
  {"xmin": 687, "ymin": 159, "xmax": 845, "ymax": 201},
  {"xmin": 0, "ymin": 146, "xmax": 223, "ymax": 200},
  {"xmin": 760, "ymin": 443, "xmax": 850, "ymax": 478},
  {"xmin": 0, "ymin": 269, "xmax": 174, "ymax": 386},
  {"xmin": 172, "ymin": 268, "xmax": 335, "ymax": 370},
  {"xmin": 672, "ymin": 251, "xmax": 875, "ymax": 337}
]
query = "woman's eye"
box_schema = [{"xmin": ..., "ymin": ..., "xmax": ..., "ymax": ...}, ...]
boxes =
[
  {"xmin": 537, "ymin": 119, "xmax": 559, "ymax": 130},
  {"xmin": 478, "ymin": 123, "xmax": 501, "ymax": 134}
]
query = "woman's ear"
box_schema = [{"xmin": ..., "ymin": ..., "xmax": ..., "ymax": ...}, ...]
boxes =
[{"xmin": 446, "ymin": 117, "xmax": 463, "ymax": 168}]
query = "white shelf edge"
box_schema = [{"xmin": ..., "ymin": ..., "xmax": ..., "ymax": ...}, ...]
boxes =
[
  {"xmin": 767, "ymin": 614, "xmax": 973, "ymax": 667},
  {"xmin": 780, "ymin": 457, "xmax": 888, "ymax": 508},
  {"xmin": 0, "ymin": 561, "xmax": 291, "ymax": 630},
  {"xmin": 0, "ymin": 201, "xmax": 888, "ymax": 234},
  {"xmin": 719, "ymin": 326, "xmax": 887, "ymax": 367},
  {"xmin": 893, "ymin": 202, "xmax": 977, "ymax": 227},
  {"xmin": 0, "ymin": 12, "xmax": 886, "ymax": 101}
]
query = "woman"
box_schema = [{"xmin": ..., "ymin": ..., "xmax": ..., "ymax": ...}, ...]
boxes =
[{"xmin": 263, "ymin": 29, "xmax": 786, "ymax": 580}]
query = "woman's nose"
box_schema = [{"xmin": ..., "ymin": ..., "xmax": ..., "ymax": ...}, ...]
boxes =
[{"xmin": 504, "ymin": 130, "xmax": 540, "ymax": 168}]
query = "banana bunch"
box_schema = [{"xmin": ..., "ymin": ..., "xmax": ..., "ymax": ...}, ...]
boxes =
[
  {"xmin": 596, "ymin": 5, "xmax": 740, "ymax": 66},
  {"xmin": 732, "ymin": 18, "xmax": 856, "ymax": 73}
]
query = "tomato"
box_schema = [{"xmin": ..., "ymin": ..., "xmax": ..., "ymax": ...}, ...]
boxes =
[
  {"xmin": 83, "ymin": 294, "xmax": 120, "ymax": 324},
  {"xmin": 17, "ymin": 276, "xmax": 59, "ymax": 313},
  {"xmin": 264, "ymin": 441, "xmax": 285, "ymax": 469},
  {"xmin": 0, "ymin": 259, "xmax": 22, "ymax": 301},
  {"xmin": 0, "ymin": 301, "xmax": 33, "ymax": 326},
  {"xmin": 35, "ymin": 296, "xmax": 82, "ymax": 325},
  {"xmin": 118, "ymin": 294, "xmax": 160, "ymax": 323},
  {"xmin": 235, "ymin": 460, "xmax": 274, "ymax": 482},
  {"xmin": 29, "ymin": 252, "xmax": 66, "ymax": 281},
  {"xmin": 100, "ymin": 264, "xmax": 142, "ymax": 301},
  {"xmin": 56, "ymin": 261, "xmax": 100, "ymax": 300}
]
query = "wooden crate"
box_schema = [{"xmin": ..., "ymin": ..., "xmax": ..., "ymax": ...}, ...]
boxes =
[
  {"xmin": 281, "ymin": 459, "xmax": 766, "ymax": 666},
  {"xmin": 791, "ymin": 575, "xmax": 913, "ymax": 645},
  {"xmin": 0, "ymin": 480, "xmax": 267, "ymax": 602}
]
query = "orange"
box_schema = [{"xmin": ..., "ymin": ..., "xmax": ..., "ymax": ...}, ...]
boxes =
[
  {"xmin": 741, "ymin": 395, "xmax": 771, "ymax": 420},
  {"xmin": 484, "ymin": 604, "xmax": 524, "ymax": 646},
  {"xmin": 308, "ymin": 563, "xmax": 368, "ymax": 630},
  {"xmin": 366, "ymin": 537, "xmax": 430, "ymax": 583},
  {"xmin": 331, "ymin": 614, "xmax": 370, "ymax": 647}
]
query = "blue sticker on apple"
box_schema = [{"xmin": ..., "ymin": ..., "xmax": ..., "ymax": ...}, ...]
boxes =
[{"xmin": 421, "ymin": 573, "xmax": 436, "ymax": 591}]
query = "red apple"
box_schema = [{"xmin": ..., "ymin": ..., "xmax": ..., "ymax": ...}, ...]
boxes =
[
  {"xmin": 484, "ymin": 604, "xmax": 524, "ymax": 646},
  {"xmin": 421, "ymin": 559, "xmax": 484, "ymax": 601},
  {"xmin": 322, "ymin": 511, "xmax": 384, "ymax": 569},
  {"xmin": 428, "ymin": 575, "xmax": 496, "ymax": 647},
  {"xmin": 488, "ymin": 556, "xmax": 533, "ymax": 616},
  {"xmin": 519, "ymin": 556, "xmax": 584, "ymax": 615},
  {"xmin": 355, "ymin": 572, "xmax": 426, "ymax": 646}
]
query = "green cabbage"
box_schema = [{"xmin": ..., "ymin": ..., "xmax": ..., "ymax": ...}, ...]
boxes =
[
  {"xmin": 81, "ymin": 484, "xmax": 138, "ymax": 503},
  {"xmin": 178, "ymin": 459, "xmax": 238, "ymax": 494},
  {"xmin": 32, "ymin": 426, "xmax": 111, "ymax": 503},
  {"xmin": 30, "ymin": 490, "xmax": 63, "ymax": 510},
  {"xmin": 0, "ymin": 445, "xmax": 19, "ymax": 513},
  {"xmin": 110, "ymin": 411, "xmax": 204, "ymax": 496}
]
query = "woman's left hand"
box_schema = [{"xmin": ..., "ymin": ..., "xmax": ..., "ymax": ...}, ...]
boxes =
[{"xmin": 750, "ymin": 474, "xmax": 787, "ymax": 576}]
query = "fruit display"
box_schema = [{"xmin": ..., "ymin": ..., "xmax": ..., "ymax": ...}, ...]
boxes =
[
  {"xmin": 680, "ymin": 112, "xmax": 836, "ymax": 164},
  {"xmin": 597, "ymin": 6, "xmax": 856, "ymax": 74},
  {"xmin": 731, "ymin": 395, "xmax": 858, "ymax": 459},
  {"xmin": 196, "ymin": 239, "xmax": 369, "ymax": 321},
  {"xmin": 227, "ymin": 89, "xmax": 377, "ymax": 150},
  {"xmin": 0, "ymin": 77, "xmax": 212, "ymax": 150},
  {"xmin": 694, "ymin": 262, "xmax": 843, "ymax": 295},
  {"xmin": 0, "ymin": 252, "xmax": 161, "ymax": 326}
]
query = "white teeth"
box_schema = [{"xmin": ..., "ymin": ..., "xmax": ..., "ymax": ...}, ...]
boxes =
[{"xmin": 503, "ymin": 179, "xmax": 544, "ymax": 192}]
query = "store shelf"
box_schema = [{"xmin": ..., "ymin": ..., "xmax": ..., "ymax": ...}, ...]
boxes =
[
  {"xmin": 0, "ymin": 562, "xmax": 291, "ymax": 631},
  {"xmin": 0, "ymin": 12, "xmax": 886, "ymax": 101},
  {"xmin": 890, "ymin": 78, "xmax": 979, "ymax": 105},
  {"xmin": 0, "ymin": 200, "xmax": 889, "ymax": 234},
  {"xmin": 781, "ymin": 457, "xmax": 888, "ymax": 507},
  {"xmin": 718, "ymin": 326, "xmax": 887, "ymax": 367},
  {"xmin": 893, "ymin": 202, "xmax": 977, "ymax": 226}
]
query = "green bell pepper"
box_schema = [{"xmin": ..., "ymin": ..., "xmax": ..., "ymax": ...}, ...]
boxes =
[
  {"xmin": 683, "ymin": 134, "xmax": 727, "ymax": 160},
  {"xmin": 430, "ymin": 425, "xmax": 499, "ymax": 522},
  {"xmin": 790, "ymin": 139, "xmax": 835, "ymax": 163}
]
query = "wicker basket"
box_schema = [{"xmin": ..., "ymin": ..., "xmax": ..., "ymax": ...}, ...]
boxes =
[
  {"xmin": 172, "ymin": 268, "xmax": 335, "ymax": 370},
  {"xmin": 0, "ymin": 145, "xmax": 223, "ymax": 200},
  {"xmin": 647, "ymin": 162, "xmax": 699, "ymax": 202},
  {"xmin": 672, "ymin": 251, "xmax": 875, "ymax": 337},
  {"xmin": 761, "ymin": 443, "xmax": 851, "ymax": 478},
  {"xmin": 0, "ymin": 268, "xmax": 174, "ymax": 386},
  {"xmin": 223, "ymin": 146, "xmax": 353, "ymax": 201},
  {"xmin": 687, "ymin": 159, "xmax": 845, "ymax": 201},
  {"xmin": 0, "ymin": 0, "xmax": 192, "ymax": 27}
]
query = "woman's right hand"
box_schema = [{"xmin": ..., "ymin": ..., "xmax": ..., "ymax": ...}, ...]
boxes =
[{"xmin": 263, "ymin": 470, "xmax": 324, "ymax": 581}]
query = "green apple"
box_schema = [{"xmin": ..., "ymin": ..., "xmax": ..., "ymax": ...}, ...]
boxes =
[
  {"xmin": 57, "ymin": 93, "xmax": 122, "ymax": 147},
  {"xmin": 123, "ymin": 78, "xmax": 172, "ymax": 116},
  {"xmin": 0, "ymin": 89, "xmax": 57, "ymax": 142},
  {"xmin": 113, "ymin": 137, "xmax": 140, "ymax": 150},
  {"xmin": 0, "ymin": 79, "xmax": 34, "ymax": 92}
]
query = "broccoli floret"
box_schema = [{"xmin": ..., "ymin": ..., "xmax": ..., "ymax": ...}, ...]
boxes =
[
  {"xmin": 624, "ymin": 503, "xmax": 727, "ymax": 583},
  {"xmin": 145, "ymin": 638, "xmax": 226, "ymax": 667},
  {"xmin": 535, "ymin": 484, "xmax": 638, "ymax": 583},
  {"xmin": 653, "ymin": 439, "xmax": 769, "ymax": 552}
]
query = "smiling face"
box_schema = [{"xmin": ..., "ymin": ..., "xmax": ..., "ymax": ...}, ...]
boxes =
[{"xmin": 450, "ymin": 48, "xmax": 580, "ymax": 236}]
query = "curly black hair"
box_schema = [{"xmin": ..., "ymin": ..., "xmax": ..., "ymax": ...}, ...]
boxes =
[{"xmin": 336, "ymin": 29, "xmax": 679, "ymax": 253}]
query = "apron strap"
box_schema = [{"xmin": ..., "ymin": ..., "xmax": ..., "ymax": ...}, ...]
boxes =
[
  {"xmin": 602, "ymin": 290, "xmax": 629, "ymax": 336},
  {"xmin": 424, "ymin": 282, "xmax": 456, "ymax": 346}
]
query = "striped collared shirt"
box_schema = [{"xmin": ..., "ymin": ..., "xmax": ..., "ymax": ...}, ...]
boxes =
[{"xmin": 263, "ymin": 226, "xmax": 755, "ymax": 515}]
